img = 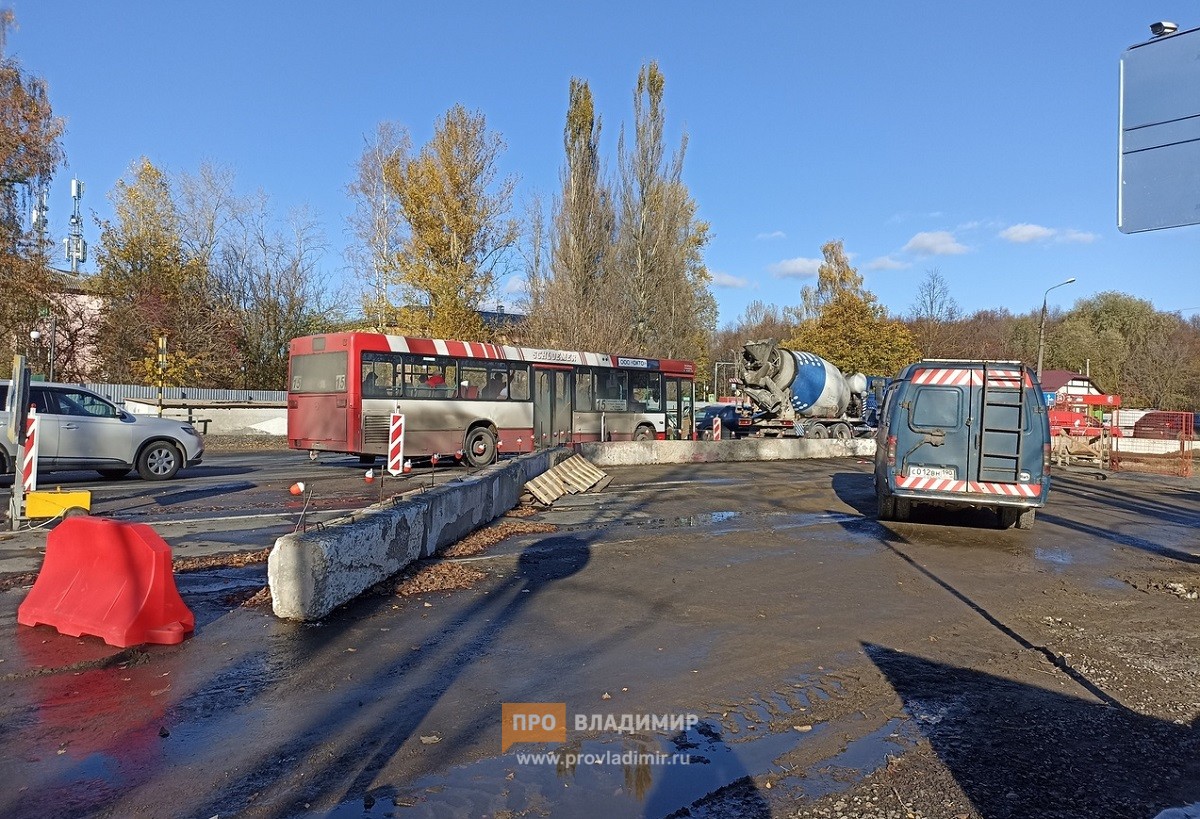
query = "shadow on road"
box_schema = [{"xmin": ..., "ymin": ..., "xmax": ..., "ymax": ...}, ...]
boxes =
[{"xmin": 865, "ymin": 642, "xmax": 1200, "ymax": 819}]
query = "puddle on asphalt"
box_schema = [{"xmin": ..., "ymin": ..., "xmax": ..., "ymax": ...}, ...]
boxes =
[
  {"xmin": 1034, "ymin": 547, "xmax": 1075, "ymax": 567},
  {"xmin": 314, "ymin": 681, "xmax": 918, "ymax": 818}
]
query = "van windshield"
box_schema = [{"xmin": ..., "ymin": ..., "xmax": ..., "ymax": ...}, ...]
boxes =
[{"xmin": 911, "ymin": 388, "xmax": 961, "ymax": 428}]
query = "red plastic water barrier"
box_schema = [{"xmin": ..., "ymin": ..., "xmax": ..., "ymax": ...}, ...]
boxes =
[{"xmin": 17, "ymin": 517, "xmax": 194, "ymax": 647}]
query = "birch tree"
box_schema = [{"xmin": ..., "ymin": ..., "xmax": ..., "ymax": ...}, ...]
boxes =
[{"xmin": 347, "ymin": 122, "xmax": 410, "ymax": 332}]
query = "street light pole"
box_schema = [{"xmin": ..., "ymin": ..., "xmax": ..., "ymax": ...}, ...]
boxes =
[{"xmin": 1036, "ymin": 277, "xmax": 1077, "ymax": 379}]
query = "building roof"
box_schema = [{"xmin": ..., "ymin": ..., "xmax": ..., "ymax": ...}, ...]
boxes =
[{"xmin": 1040, "ymin": 369, "xmax": 1104, "ymax": 393}]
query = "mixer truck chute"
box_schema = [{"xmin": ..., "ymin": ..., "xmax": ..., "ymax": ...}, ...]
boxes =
[{"xmin": 736, "ymin": 340, "xmax": 872, "ymax": 439}]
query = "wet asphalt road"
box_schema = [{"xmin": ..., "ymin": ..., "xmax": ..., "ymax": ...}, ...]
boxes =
[
  {"xmin": 0, "ymin": 449, "xmax": 484, "ymax": 575},
  {"xmin": 1, "ymin": 457, "xmax": 1199, "ymax": 818}
]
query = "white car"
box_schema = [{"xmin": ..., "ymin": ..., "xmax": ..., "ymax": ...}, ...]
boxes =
[{"xmin": 0, "ymin": 382, "xmax": 204, "ymax": 480}]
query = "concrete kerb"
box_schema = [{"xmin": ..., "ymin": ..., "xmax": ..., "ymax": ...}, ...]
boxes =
[
  {"xmin": 268, "ymin": 448, "xmax": 560, "ymax": 621},
  {"xmin": 578, "ymin": 437, "xmax": 876, "ymax": 467}
]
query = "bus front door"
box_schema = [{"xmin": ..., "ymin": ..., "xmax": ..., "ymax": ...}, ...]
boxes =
[{"xmin": 534, "ymin": 367, "xmax": 573, "ymax": 448}]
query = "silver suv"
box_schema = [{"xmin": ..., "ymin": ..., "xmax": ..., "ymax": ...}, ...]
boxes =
[{"xmin": 0, "ymin": 382, "xmax": 204, "ymax": 481}]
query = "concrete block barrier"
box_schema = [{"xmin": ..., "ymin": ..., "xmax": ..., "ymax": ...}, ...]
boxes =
[
  {"xmin": 577, "ymin": 437, "xmax": 876, "ymax": 467},
  {"xmin": 268, "ymin": 449, "xmax": 557, "ymax": 621}
]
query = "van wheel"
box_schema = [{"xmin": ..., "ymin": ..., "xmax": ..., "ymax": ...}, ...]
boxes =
[
  {"xmin": 831, "ymin": 422, "xmax": 853, "ymax": 440},
  {"xmin": 137, "ymin": 441, "xmax": 184, "ymax": 481},
  {"xmin": 877, "ymin": 492, "xmax": 896, "ymax": 521},
  {"xmin": 634, "ymin": 425, "xmax": 655, "ymax": 442},
  {"xmin": 463, "ymin": 426, "xmax": 497, "ymax": 467},
  {"xmin": 894, "ymin": 498, "xmax": 912, "ymax": 522}
]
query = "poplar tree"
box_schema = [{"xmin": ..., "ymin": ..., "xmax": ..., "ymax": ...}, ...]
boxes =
[
  {"xmin": 524, "ymin": 79, "xmax": 626, "ymax": 351},
  {"xmin": 614, "ymin": 62, "xmax": 715, "ymax": 361}
]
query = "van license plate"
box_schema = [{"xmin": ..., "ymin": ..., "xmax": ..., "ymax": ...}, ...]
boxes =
[{"xmin": 908, "ymin": 466, "xmax": 956, "ymax": 480}]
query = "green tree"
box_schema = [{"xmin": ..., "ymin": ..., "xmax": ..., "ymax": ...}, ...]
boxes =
[
  {"xmin": 384, "ymin": 105, "xmax": 518, "ymax": 340},
  {"xmin": 0, "ymin": 10, "xmax": 65, "ymax": 363}
]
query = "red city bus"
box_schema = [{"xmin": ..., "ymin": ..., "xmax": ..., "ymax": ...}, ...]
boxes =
[{"xmin": 287, "ymin": 332, "xmax": 696, "ymax": 466}]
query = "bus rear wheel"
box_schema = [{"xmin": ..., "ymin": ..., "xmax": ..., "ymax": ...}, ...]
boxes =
[
  {"xmin": 634, "ymin": 425, "xmax": 655, "ymax": 442},
  {"xmin": 464, "ymin": 427, "xmax": 497, "ymax": 467}
]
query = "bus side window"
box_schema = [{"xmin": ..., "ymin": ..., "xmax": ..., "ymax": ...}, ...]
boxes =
[
  {"xmin": 508, "ymin": 367, "xmax": 530, "ymax": 401},
  {"xmin": 575, "ymin": 369, "xmax": 595, "ymax": 411}
]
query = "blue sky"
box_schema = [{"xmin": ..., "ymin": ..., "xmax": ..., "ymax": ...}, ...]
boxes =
[{"xmin": 11, "ymin": 2, "xmax": 1200, "ymax": 326}]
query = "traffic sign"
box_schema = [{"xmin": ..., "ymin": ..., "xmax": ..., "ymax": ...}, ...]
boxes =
[{"xmin": 6, "ymin": 356, "xmax": 30, "ymax": 445}]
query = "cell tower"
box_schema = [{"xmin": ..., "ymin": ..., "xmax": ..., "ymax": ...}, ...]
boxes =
[
  {"xmin": 31, "ymin": 184, "xmax": 49, "ymax": 241},
  {"xmin": 63, "ymin": 178, "xmax": 87, "ymax": 273}
]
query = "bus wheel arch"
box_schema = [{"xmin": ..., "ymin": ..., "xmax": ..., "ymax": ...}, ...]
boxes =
[
  {"xmin": 634, "ymin": 424, "xmax": 656, "ymax": 442},
  {"xmin": 463, "ymin": 423, "xmax": 498, "ymax": 467}
]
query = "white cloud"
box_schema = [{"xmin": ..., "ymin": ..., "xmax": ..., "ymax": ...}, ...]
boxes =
[
  {"xmin": 865, "ymin": 255, "xmax": 910, "ymax": 271},
  {"xmin": 711, "ymin": 271, "xmax": 751, "ymax": 288},
  {"xmin": 1060, "ymin": 229, "xmax": 1098, "ymax": 244},
  {"xmin": 999, "ymin": 223, "xmax": 1056, "ymax": 243},
  {"xmin": 502, "ymin": 276, "xmax": 526, "ymax": 295},
  {"xmin": 769, "ymin": 257, "xmax": 822, "ymax": 278},
  {"xmin": 999, "ymin": 223, "xmax": 1100, "ymax": 245},
  {"xmin": 902, "ymin": 231, "xmax": 968, "ymax": 256},
  {"xmin": 755, "ymin": 230, "xmax": 786, "ymax": 240}
]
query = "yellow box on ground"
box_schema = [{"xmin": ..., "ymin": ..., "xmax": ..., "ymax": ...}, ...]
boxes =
[{"xmin": 25, "ymin": 489, "xmax": 92, "ymax": 519}]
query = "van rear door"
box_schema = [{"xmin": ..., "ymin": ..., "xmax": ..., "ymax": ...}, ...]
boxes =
[{"xmin": 904, "ymin": 371, "xmax": 972, "ymax": 484}]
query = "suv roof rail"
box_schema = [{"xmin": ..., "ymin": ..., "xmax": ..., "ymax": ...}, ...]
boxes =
[{"xmin": 916, "ymin": 358, "xmax": 1025, "ymax": 365}]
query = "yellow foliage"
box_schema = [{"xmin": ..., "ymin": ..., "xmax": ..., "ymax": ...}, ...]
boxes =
[{"xmin": 786, "ymin": 292, "xmax": 921, "ymax": 376}]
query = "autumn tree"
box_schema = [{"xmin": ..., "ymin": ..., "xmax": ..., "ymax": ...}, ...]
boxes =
[
  {"xmin": 212, "ymin": 195, "xmax": 343, "ymax": 388},
  {"xmin": 92, "ymin": 158, "xmax": 237, "ymax": 385},
  {"xmin": 907, "ymin": 268, "xmax": 962, "ymax": 357},
  {"xmin": 0, "ymin": 10, "xmax": 65, "ymax": 363},
  {"xmin": 382, "ymin": 105, "xmax": 518, "ymax": 340},
  {"xmin": 614, "ymin": 62, "xmax": 715, "ymax": 361},
  {"xmin": 347, "ymin": 122, "xmax": 410, "ymax": 332},
  {"xmin": 785, "ymin": 240, "xmax": 919, "ymax": 375},
  {"xmin": 524, "ymin": 78, "xmax": 626, "ymax": 351},
  {"xmin": 796, "ymin": 240, "xmax": 865, "ymax": 319}
]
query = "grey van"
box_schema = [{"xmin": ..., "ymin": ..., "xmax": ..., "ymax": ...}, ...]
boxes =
[
  {"xmin": 0, "ymin": 382, "xmax": 204, "ymax": 480},
  {"xmin": 874, "ymin": 361, "xmax": 1050, "ymax": 529}
]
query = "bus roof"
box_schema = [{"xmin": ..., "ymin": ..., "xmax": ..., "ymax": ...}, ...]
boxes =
[{"xmin": 291, "ymin": 332, "xmax": 696, "ymax": 376}]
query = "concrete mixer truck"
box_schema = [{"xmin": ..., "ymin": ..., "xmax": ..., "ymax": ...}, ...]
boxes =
[{"xmin": 734, "ymin": 339, "xmax": 873, "ymax": 439}]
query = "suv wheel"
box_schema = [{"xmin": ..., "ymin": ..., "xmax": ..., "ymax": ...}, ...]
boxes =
[{"xmin": 137, "ymin": 440, "xmax": 184, "ymax": 480}]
